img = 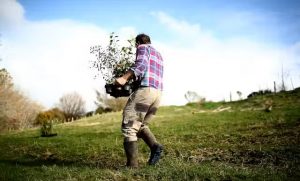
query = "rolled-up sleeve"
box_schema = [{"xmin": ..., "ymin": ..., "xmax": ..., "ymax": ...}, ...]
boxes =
[{"xmin": 130, "ymin": 46, "xmax": 149, "ymax": 80}]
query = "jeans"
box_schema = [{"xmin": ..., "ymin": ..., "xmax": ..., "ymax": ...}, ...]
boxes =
[{"xmin": 121, "ymin": 87, "xmax": 161, "ymax": 142}]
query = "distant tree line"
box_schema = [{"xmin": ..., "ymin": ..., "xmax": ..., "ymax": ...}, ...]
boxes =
[
  {"xmin": 247, "ymin": 89, "xmax": 272, "ymax": 98},
  {"xmin": 0, "ymin": 67, "xmax": 129, "ymax": 133},
  {"xmin": 0, "ymin": 68, "xmax": 43, "ymax": 132},
  {"xmin": 0, "ymin": 68, "xmax": 88, "ymax": 132}
]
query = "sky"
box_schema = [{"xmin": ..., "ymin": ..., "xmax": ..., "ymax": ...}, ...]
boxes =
[{"xmin": 1, "ymin": 0, "xmax": 300, "ymax": 111}]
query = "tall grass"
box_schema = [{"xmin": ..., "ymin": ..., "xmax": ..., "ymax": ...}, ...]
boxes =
[{"xmin": 0, "ymin": 89, "xmax": 299, "ymax": 180}]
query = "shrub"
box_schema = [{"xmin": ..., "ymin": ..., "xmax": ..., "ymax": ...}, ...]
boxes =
[
  {"xmin": 90, "ymin": 33, "xmax": 138, "ymax": 98},
  {"xmin": 40, "ymin": 119, "xmax": 56, "ymax": 137},
  {"xmin": 95, "ymin": 106, "xmax": 113, "ymax": 114},
  {"xmin": 49, "ymin": 108, "xmax": 66, "ymax": 123},
  {"xmin": 35, "ymin": 108, "xmax": 66, "ymax": 125},
  {"xmin": 85, "ymin": 111, "xmax": 94, "ymax": 117},
  {"xmin": 35, "ymin": 109, "xmax": 61, "ymax": 137},
  {"xmin": 247, "ymin": 89, "xmax": 273, "ymax": 98},
  {"xmin": 90, "ymin": 32, "xmax": 135, "ymax": 84}
]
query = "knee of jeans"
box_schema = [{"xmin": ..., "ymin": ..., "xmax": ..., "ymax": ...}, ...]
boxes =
[
  {"xmin": 122, "ymin": 120, "xmax": 142, "ymax": 140},
  {"xmin": 122, "ymin": 120, "xmax": 142, "ymax": 130},
  {"xmin": 122, "ymin": 127, "xmax": 138, "ymax": 142}
]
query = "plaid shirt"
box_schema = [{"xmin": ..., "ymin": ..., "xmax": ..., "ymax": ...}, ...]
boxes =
[{"xmin": 130, "ymin": 44, "xmax": 163, "ymax": 90}]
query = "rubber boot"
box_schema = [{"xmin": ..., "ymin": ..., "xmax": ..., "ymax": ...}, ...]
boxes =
[
  {"xmin": 123, "ymin": 141, "xmax": 138, "ymax": 168},
  {"xmin": 138, "ymin": 128, "xmax": 163, "ymax": 165}
]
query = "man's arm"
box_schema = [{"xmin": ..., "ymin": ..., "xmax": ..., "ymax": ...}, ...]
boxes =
[{"xmin": 130, "ymin": 45, "xmax": 149, "ymax": 80}]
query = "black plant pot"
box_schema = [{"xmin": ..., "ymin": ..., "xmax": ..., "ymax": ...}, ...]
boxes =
[{"xmin": 105, "ymin": 83, "xmax": 136, "ymax": 98}]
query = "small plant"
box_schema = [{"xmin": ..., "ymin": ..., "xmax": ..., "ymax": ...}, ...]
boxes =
[
  {"xmin": 90, "ymin": 32, "xmax": 137, "ymax": 97},
  {"xmin": 90, "ymin": 32, "xmax": 135, "ymax": 83},
  {"xmin": 40, "ymin": 119, "xmax": 57, "ymax": 137},
  {"xmin": 264, "ymin": 99, "xmax": 273, "ymax": 112},
  {"xmin": 35, "ymin": 111, "xmax": 58, "ymax": 137}
]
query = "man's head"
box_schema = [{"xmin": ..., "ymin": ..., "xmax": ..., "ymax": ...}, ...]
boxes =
[{"xmin": 135, "ymin": 33, "xmax": 151, "ymax": 47}]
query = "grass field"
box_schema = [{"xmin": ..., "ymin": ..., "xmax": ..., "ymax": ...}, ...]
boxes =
[{"xmin": 0, "ymin": 88, "xmax": 299, "ymax": 180}]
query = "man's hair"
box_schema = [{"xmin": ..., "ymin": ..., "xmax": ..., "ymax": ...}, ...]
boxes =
[{"xmin": 135, "ymin": 33, "xmax": 151, "ymax": 45}]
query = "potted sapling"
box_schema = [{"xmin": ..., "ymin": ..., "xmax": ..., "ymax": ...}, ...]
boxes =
[{"xmin": 90, "ymin": 32, "xmax": 138, "ymax": 97}]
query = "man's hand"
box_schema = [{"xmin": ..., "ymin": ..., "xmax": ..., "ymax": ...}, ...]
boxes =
[
  {"xmin": 115, "ymin": 77, "xmax": 127, "ymax": 86},
  {"xmin": 114, "ymin": 70, "xmax": 134, "ymax": 86}
]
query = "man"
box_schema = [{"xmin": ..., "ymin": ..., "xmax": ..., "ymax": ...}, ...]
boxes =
[{"xmin": 115, "ymin": 33, "xmax": 164, "ymax": 168}]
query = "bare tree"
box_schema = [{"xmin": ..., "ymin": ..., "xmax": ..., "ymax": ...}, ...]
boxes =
[
  {"xmin": 58, "ymin": 92, "xmax": 86, "ymax": 121},
  {"xmin": 0, "ymin": 69, "xmax": 14, "ymax": 130},
  {"xmin": 0, "ymin": 69, "xmax": 43, "ymax": 131},
  {"xmin": 278, "ymin": 64, "xmax": 290, "ymax": 92},
  {"xmin": 0, "ymin": 33, "xmax": 2, "ymax": 62},
  {"xmin": 94, "ymin": 90, "xmax": 127, "ymax": 112},
  {"xmin": 184, "ymin": 91, "xmax": 205, "ymax": 103},
  {"xmin": 236, "ymin": 91, "xmax": 242, "ymax": 100},
  {"xmin": 94, "ymin": 90, "xmax": 107, "ymax": 108},
  {"xmin": 273, "ymin": 81, "xmax": 277, "ymax": 93}
]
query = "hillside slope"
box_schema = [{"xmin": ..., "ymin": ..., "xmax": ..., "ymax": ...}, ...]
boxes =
[{"xmin": 0, "ymin": 88, "xmax": 299, "ymax": 180}]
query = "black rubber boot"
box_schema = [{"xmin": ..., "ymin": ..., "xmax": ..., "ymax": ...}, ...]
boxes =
[
  {"xmin": 138, "ymin": 128, "xmax": 163, "ymax": 165},
  {"xmin": 123, "ymin": 141, "xmax": 138, "ymax": 168},
  {"xmin": 148, "ymin": 144, "xmax": 163, "ymax": 165}
]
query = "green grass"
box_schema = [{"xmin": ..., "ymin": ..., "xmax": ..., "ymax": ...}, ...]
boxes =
[{"xmin": 0, "ymin": 89, "xmax": 300, "ymax": 180}]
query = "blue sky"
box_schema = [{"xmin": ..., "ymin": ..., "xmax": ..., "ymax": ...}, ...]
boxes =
[
  {"xmin": 19, "ymin": 0, "xmax": 300, "ymax": 44},
  {"xmin": 1, "ymin": 0, "xmax": 300, "ymax": 110}
]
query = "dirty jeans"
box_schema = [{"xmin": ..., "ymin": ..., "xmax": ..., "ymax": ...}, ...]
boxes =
[{"xmin": 122, "ymin": 87, "xmax": 161, "ymax": 142}]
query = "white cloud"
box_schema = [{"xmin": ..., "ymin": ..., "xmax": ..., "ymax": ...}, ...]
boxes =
[
  {"xmin": 151, "ymin": 11, "xmax": 201, "ymax": 36},
  {"xmin": 217, "ymin": 11, "xmax": 269, "ymax": 31},
  {"xmin": 1, "ymin": 0, "xmax": 299, "ymax": 111},
  {"xmin": 2, "ymin": 20, "xmax": 111, "ymax": 110},
  {"xmin": 0, "ymin": 0, "xmax": 26, "ymax": 30},
  {"xmin": 0, "ymin": 1, "xmax": 115, "ymax": 111},
  {"xmin": 152, "ymin": 12, "xmax": 300, "ymax": 105}
]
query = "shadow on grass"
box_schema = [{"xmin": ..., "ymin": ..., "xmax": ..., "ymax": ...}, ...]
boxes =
[{"xmin": 0, "ymin": 157, "xmax": 124, "ymax": 170}]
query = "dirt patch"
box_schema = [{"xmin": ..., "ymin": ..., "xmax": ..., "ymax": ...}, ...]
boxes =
[{"xmin": 185, "ymin": 147, "xmax": 300, "ymax": 168}]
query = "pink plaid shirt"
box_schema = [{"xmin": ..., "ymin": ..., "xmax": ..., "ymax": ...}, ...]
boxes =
[{"xmin": 130, "ymin": 44, "xmax": 163, "ymax": 90}]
